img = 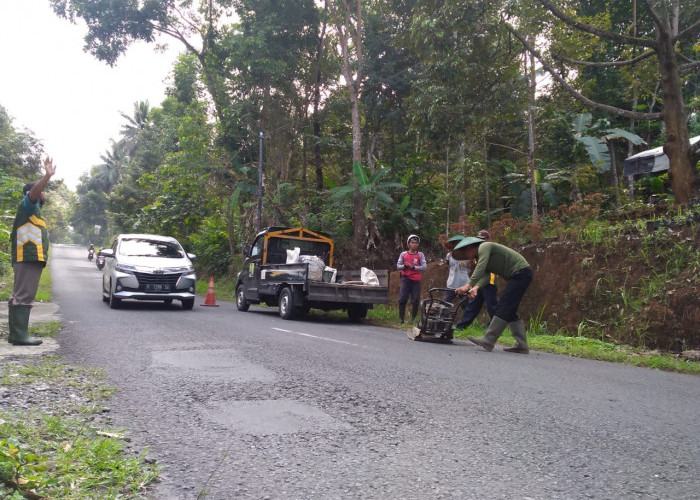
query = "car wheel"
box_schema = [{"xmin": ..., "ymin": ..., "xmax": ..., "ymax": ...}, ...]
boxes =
[
  {"xmin": 108, "ymin": 281, "xmax": 121, "ymax": 309},
  {"xmin": 279, "ymin": 287, "xmax": 296, "ymax": 320},
  {"xmin": 181, "ymin": 298, "xmax": 194, "ymax": 310},
  {"xmin": 236, "ymin": 285, "xmax": 250, "ymax": 312},
  {"xmin": 164, "ymin": 299, "xmax": 173, "ymax": 305}
]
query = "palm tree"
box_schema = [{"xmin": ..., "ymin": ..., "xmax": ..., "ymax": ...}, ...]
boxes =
[
  {"xmin": 93, "ymin": 140, "xmax": 128, "ymax": 189},
  {"xmin": 119, "ymin": 101, "xmax": 151, "ymax": 156}
]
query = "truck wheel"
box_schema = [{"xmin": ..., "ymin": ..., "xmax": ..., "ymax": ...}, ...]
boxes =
[
  {"xmin": 279, "ymin": 287, "xmax": 296, "ymax": 320},
  {"xmin": 236, "ymin": 285, "xmax": 250, "ymax": 312},
  {"xmin": 347, "ymin": 304, "xmax": 368, "ymax": 322}
]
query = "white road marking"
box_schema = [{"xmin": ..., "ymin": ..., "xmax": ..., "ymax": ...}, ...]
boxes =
[{"xmin": 272, "ymin": 327, "xmax": 366, "ymax": 348}]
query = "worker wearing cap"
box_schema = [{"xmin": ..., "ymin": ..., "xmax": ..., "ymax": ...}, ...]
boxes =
[
  {"xmin": 454, "ymin": 236, "xmax": 532, "ymax": 353},
  {"xmin": 396, "ymin": 234, "xmax": 426, "ymax": 323}
]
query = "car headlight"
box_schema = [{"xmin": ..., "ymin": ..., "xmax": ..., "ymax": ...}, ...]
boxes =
[{"xmin": 116, "ymin": 263, "xmax": 136, "ymax": 274}]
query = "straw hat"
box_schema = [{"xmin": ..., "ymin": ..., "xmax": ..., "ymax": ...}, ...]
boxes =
[
  {"xmin": 451, "ymin": 236, "xmax": 484, "ymax": 260},
  {"xmin": 445, "ymin": 235, "xmax": 465, "ymax": 251}
]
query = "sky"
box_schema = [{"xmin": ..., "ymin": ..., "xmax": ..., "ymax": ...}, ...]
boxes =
[{"xmin": 0, "ymin": 0, "xmax": 180, "ymax": 190}]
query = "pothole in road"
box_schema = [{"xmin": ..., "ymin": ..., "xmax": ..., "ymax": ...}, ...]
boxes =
[
  {"xmin": 201, "ymin": 399, "xmax": 354, "ymax": 435},
  {"xmin": 152, "ymin": 348, "xmax": 275, "ymax": 382}
]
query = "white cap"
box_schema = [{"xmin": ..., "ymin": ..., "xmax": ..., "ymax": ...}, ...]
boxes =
[{"xmin": 407, "ymin": 234, "xmax": 420, "ymax": 245}]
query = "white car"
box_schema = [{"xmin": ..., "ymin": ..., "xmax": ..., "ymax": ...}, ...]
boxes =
[{"xmin": 100, "ymin": 234, "xmax": 197, "ymax": 310}]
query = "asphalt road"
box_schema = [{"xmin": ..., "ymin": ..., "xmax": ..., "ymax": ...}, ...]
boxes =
[{"xmin": 50, "ymin": 244, "xmax": 699, "ymax": 499}]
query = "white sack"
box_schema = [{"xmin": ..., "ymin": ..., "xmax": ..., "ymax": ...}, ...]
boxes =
[
  {"xmin": 286, "ymin": 247, "xmax": 300, "ymax": 264},
  {"xmin": 324, "ymin": 266, "xmax": 337, "ymax": 283},
  {"xmin": 361, "ymin": 267, "xmax": 380, "ymax": 286}
]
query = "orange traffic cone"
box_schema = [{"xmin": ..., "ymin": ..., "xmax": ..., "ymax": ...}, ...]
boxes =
[{"xmin": 202, "ymin": 277, "xmax": 219, "ymax": 307}]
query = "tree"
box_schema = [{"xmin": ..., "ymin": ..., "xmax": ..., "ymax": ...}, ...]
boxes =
[
  {"xmin": 119, "ymin": 100, "xmax": 151, "ymax": 156},
  {"xmin": 503, "ymin": 0, "xmax": 700, "ymax": 203},
  {"xmin": 0, "ymin": 105, "xmax": 44, "ymax": 179},
  {"xmin": 94, "ymin": 139, "xmax": 128, "ymax": 188},
  {"xmin": 51, "ymin": 0, "xmax": 331, "ymax": 236},
  {"xmin": 71, "ymin": 173, "xmax": 109, "ymax": 244},
  {"xmin": 49, "ymin": 0, "xmax": 244, "ymax": 152},
  {"xmin": 405, "ymin": 0, "xmax": 527, "ymax": 225},
  {"xmin": 327, "ymin": 0, "xmax": 368, "ymax": 247},
  {"xmin": 226, "ymin": 0, "xmax": 321, "ymax": 187}
]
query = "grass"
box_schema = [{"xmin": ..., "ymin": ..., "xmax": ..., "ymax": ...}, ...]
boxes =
[
  {"xmin": 1, "ymin": 262, "xmax": 160, "ymax": 499},
  {"xmin": 451, "ymin": 323, "xmax": 699, "ymax": 374},
  {"xmin": 196, "ymin": 276, "xmax": 236, "ymax": 302},
  {"xmin": 0, "ymin": 359, "xmax": 159, "ymax": 499},
  {"xmin": 28, "ymin": 320, "xmax": 61, "ymax": 339},
  {"xmin": 35, "ymin": 264, "xmax": 52, "ymax": 302}
]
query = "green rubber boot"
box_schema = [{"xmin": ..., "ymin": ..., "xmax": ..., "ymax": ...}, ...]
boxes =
[
  {"xmin": 504, "ymin": 319, "xmax": 529, "ymax": 354},
  {"xmin": 8, "ymin": 304, "xmax": 42, "ymax": 346},
  {"xmin": 468, "ymin": 316, "xmax": 508, "ymax": 352}
]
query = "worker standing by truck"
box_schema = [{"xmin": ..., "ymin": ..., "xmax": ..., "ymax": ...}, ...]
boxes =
[{"xmin": 396, "ymin": 234, "xmax": 426, "ymax": 324}]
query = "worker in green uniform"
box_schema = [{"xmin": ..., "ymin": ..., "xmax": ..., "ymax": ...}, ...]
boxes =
[
  {"xmin": 8, "ymin": 156, "xmax": 56, "ymax": 346},
  {"xmin": 454, "ymin": 236, "xmax": 533, "ymax": 354}
]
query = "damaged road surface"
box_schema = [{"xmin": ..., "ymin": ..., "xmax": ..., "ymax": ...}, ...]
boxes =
[{"xmin": 47, "ymin": 244, "xmax": 699, "ymax": 499}]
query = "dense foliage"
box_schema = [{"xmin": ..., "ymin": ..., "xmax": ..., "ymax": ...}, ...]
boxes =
[{"xmin": 2, "ymin": 1, "xmax": 698, "ymax": 279}]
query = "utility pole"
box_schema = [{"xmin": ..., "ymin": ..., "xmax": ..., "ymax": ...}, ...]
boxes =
[
  {"xmin": 445, "ymin": 146, "xmax": 450, "ymax": 236},
  {"xmin": 527, "ymin": 46, "xmax": 538, "ymax": 222},
  {"xmin": 257, "ymin": 132, "xmax": 263, "ymax": 232}
]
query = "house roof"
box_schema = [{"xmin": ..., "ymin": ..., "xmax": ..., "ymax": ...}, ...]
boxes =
[{"xmin": 623, "ymin": 136, "xmax": 700, "ymax": 177}]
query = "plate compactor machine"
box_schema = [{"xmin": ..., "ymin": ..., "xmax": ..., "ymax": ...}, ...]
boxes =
[{"xmin": 408, "ymin": 287, "xmax": 469, "ymax": 344}]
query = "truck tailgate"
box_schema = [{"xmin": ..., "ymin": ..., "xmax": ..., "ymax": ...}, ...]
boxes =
[
  {"xmin": 306, "ymin": 269, "xmax": 389, "ymax": 304},
  {"xmin": 306, "ymin": 281, "xmax": 390, "ymax": 304}
]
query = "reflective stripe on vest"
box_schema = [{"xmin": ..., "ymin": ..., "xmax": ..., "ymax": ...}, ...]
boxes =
[{"xmin": 16, "ymin": 220, "xmax": 45, "ymax": 261}]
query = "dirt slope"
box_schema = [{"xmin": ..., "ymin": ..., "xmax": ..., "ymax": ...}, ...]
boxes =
[{"xmin": 388, "ymin": 224, "xmax": 699, "ymax": 352}]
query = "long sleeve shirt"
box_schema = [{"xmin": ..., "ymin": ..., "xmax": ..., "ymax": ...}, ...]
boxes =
[{"xmin": 468, "ymin": 242, "xmax": 529, "ymax": 289}]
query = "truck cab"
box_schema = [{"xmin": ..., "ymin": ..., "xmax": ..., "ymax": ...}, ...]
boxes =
[{"xmin": 238, "ymin": 227, "xmax": 333, "ymax": 302}]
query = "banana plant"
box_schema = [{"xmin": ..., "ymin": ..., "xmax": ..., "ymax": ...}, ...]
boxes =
[
  {"xmin": 572, "ymin": 113, "xmax": 646, "ymax": 172},
  {"xmin": 330, "ymin": 161, "xmax": 407, "ymax": 217}
]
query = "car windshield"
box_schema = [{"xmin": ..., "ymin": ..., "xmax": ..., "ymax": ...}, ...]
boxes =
[{"xmin": 119, "ymin": 238, "xmax": 185, "ymax": 258}]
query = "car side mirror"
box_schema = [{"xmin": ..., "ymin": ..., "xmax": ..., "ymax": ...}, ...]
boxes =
[
  {"xmin": 187, "ymin": 253, "xmax": 196, "ymax": 261},
  {"xmin": 99, "ymin": 249, "xmax": 114, "ymax": 258},
  {"xmin": 243, "ymin": 245, "xmax": 251, "ymax": 257}
]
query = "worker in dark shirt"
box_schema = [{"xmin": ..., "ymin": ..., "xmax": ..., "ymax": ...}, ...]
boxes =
[{"xmin": 8, "ymin": 157, "xmax": 56, "ymax": 346}]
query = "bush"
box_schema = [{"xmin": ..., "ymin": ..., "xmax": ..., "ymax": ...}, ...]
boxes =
[{"xmin": 187, "ymin": 214, "xmax": 233, "ymax": 277}]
